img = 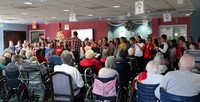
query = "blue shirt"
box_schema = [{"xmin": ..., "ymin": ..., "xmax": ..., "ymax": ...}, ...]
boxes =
[
  {"xmin": 49, "ymin": 55, "xmax": 63, "ymax": 65},
  {"xmin": 45, "ymin": 48, "xmax": 52, "ymax": 59}
]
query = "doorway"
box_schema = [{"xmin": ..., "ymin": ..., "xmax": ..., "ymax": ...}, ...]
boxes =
[{"xmin": 3, "ymin": 30, "xmax": 26, "ymax": 49}]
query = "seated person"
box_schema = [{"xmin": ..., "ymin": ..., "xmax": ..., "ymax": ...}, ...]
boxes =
[
  {"xmin": 49, "ymin": 49, "xmax": 63, "ymax": 66},
  {"xmin": 98, "ymin": 56, "xmax": 119, "ymax": 80},
  {"xmin": 24, "ymin": 50, "xmax": 33, "ymax": 63},
  {"xmin": 5, "ymin": 55, "xmax": 21, "ymax": 88},
  {"xmin": 19, "ymin": 50, "xmax": 26, "ymax": 59},
  {"xmin": 30, "ymin": 56, "xmax": 39, "ymax": 63},
  {"xmin": 36, "ymin": 49, "xmax": 47, "ymax": 63},
  {"xmin": 4, "ymin": 53, "xmax": 12, "ymax": 66},
  {"xmin": 132, "ymin": 60, "xmax": 163, "ymax": 91},
  {"xmin": 154, "ymin": 52, "xmax": 168, "ymax": 73},
  {"xmin": 115, "ymin": 49, "xmax": 131, "ymax": 87},
  {"xmin": 54, "ymin": 50, "xmax": 84, "ymax": 97},
  {"xmin": 155, "ymin": 54, "xmax": 200, "ymax": 99},
  {"xmin": 79, "ymin": 50, "xmax": 102, "ymax": 75},
  {"xmin": 0, "ymin": 57, "xmax": 6, "ymax": 70}
]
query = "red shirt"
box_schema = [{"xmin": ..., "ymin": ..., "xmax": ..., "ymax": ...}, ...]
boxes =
[
  {"xmin": 55, "ymin": 46, "xmax": 63, "ymax": 56},
  {"xmin": 143, "ymin": 44, "xmax": 155, "ymax": 59},
  {"xmin": 176, "ymin": 46, "xmax": 184, "ymax": 60},
  {"xmin": 79, "ymin": 58, "xmax": 102, "ymax": 75},
  {"xmin": 36, "ymin": 55, "xmax": 47, "ymax": 63}
]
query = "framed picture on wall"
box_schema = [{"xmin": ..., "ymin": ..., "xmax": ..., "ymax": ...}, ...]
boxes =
[{"xmin": 29, "ymin": 30, "xmax": 45, "ymax": 43}]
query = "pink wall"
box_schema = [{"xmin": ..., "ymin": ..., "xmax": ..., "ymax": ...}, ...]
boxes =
[
  {"xmin": 152, "ymin": 17, "xmax": 190, "ymax": 39},
  {"xmin": 27, "ymin": 21, "xmax": 108, "ymax": 41}
]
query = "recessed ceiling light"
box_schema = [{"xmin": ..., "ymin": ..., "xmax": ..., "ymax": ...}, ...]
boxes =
[
  {"xmin": 51, "ymin": 17, "xmax": 56, "ymax": 18},
  {"xmin": 185, "ymin": 13, "xmax": 190, "ymax": 16},
  {"xmin": 63, "ymin": 9, "xmax": 69, "ymax": 12},
  {"xmin": 88, "ymin": 14, "xmax": 93, "ymax": 17},
  {"xmin": 113, "ymin": 6, "xmax": 120, "ymax": 8},
  {"xmin": 24, "ymin": 2, "xmax": 32, "ymax": 5},
  {"xmin": 21, "ymin": 13, "xmax": 27, "ymax": 15}
]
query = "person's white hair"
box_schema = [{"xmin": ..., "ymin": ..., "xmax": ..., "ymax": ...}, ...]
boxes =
[
  {"xmin": 154, "ymin": 52, "xmax": 164, "ymax": 64},
  {"xmin": 128, "ymin": 47, "xmax": 135, "ymax": 56},
  {"xmin": 30, "ymin": 56, "xmax": 38, "ymax": 63},
  {"xmin": 146, "ymin": 60, "xmax": 160, "ymax": 74},
  {"xmin": 4, "ymin": 53, "xmax": 11, "ymax": 59},
  {"xmin": 105, "ymin": 56, "xmax": 116, "ymax": 69},
  {"xmin": 85, "ymin": 50, "xmax": 95, "ymax": 59},
  {"xmin": 84, "ymin": 46, "xmax": 92, "ymax": 52},
  {"xmin": 0, "ymin": 57, "xmax": 6, "ymax": 65},
  {"xmin": 4, "ymin": 48, "xmax": 12, "ymax": 54},
  {"xmin": 25, "ymin": 50, "xmax": 32, "ymax": 59},
  {"xmin": 179, "ymin": 54, "xmax": 195, "ymax": 70}
]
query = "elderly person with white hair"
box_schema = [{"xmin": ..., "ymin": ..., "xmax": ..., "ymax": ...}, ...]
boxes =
[
  {"xmin": 54, "ymin": 50, "xmax": 84, "ymax": 99},
  {"xmin": 154, "ymin": 52, "xmax": 168, "ymax": 74},
  {"xmin": 79, "ymin": 50, "xmax": 102, "ymax": 75},
  {"xmin": 134, "ymin": 60, "xmax": 163, "ymax": 84},
  {"xmin": 98, "ymin": 56, "xmax": 119, "ymax": 79},
  {"xmin": 155, "ymin": 54, "xmax": 200, "ymax": 99}
]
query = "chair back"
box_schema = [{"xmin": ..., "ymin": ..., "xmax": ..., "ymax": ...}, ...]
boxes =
[
  {"xmin": 51, "ymin": 72, "xmax": 74, "ymax": 102},
  {"xmin": 5, "ymin": 69, "xmax": 20, "ymax": 89},
  {"xmin": 160, "ymin": 91, "xmax": 200, "ymax": 102},
  {"xmin": 78, "ymin": 64, "xmax": 95, "ymax": 74},
  {"xmin": 92, "ymin": 77, "xmax": 117, "ymax": 101},
  {"xmin": 115, "ymin": 61, "xmax": 131, "ymax": 87},
  {"xmin": 136, "ymin": 82, "xmax": 159, "ymax": 102}
]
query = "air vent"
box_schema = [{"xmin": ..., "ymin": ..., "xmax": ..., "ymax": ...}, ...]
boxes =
[{"xmin": 87, "ymin": 6, "xmax": 107, "ymax": 10}]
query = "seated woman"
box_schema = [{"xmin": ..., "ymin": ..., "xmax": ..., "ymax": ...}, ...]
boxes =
[
  {"xmin": 98, "ymin": 56, "xmax": 119, "ymax": 80},
  {"xmin": 154, "ymin": 52, "xmax": 168, "ymax": 73},
  {"xmin": 79, "ymin": 50, "xmax": 102, "ymax": 75},
  {"xmin": 132, "ymin": 60, "xmax": 163, "ymax": 92},
  {"xmin": 115, "ymin": 49, "xmax": 131, "ymax": 87},
  {"xmin": 0, "ymin": 57, "xmax": 6, "ymax": 70},
  {"xmin": 36, "ymin": 49, "xmax": 47, "ymax": 63}
]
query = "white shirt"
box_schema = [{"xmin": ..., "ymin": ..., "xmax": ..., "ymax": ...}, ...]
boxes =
[
  {"xmin": 54, "ymin": 64, "xmax": 84, "ymax": 96},
  {"xmin": 134, "ymin": 43, "xmax": 144, "ymax": 57},
  {"xmin": 158, "ymin": 42, "xmax": 169, "ymax": 53},
  {"xmin": 141, "ymin": 73, "xmax": 163, "ymax": 85},
  {"xmin": 155, "ymin": 70, "xmax": 200, "ymax": 99}
]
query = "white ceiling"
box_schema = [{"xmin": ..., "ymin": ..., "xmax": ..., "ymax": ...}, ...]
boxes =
[{"xmin": 0, "ymin": 0, "xmax": 195, "ymax": 24}]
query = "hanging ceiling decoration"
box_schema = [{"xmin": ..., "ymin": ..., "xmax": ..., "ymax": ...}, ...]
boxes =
[{"xmin": 124, "ymin": 20, "xmax": 135, "ymax": 31}]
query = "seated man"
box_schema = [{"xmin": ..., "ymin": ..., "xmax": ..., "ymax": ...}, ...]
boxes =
[
  {"xmin": 54, "ymin": 50, "xmax": 84, "ymax": 97},
  {"xmin": 49, "ymin": 49, "xmax": 63, "ymax": 66},
  {"xmin": 155, "ymin": 54, "xmax": 200, "ymax": 99}
]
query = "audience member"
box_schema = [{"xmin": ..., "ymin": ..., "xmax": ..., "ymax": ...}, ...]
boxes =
[
  {"xmin": 79, "ymin": 50, "xmax": 102, "ymax": 75},
  {"xmin": 49, "ymin": 49, "xmax": 63, "ymax": 65},
  {"xmin": 54, "ymin": 50, "xmax": 84, "ymax": 96},
  {"xmin": 155, "ymin": 54, "xmax": 200, "ymax": 99},
  {"xmin": 98, "ymin": 56, "xmax": 119, "ymax": 79},
  {"xmin": 0, "ymin": 57, "xmax": 6, "ymax": 70}
]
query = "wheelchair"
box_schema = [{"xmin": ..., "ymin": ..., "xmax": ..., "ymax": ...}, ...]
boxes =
[
  {"xmin": 160, "ymin": 88, "xmax": 200, "ymax": 102},
  {"xmin": 17, "ymin": 62, "xmax": 46, "ymax": 101},
  {"xmin": 128, "ymin": 81, "xmax": 159, "ymax": 102},
  {"xmin": 85, "ymin": 76, "xmax": 128, "ymax": 102}
]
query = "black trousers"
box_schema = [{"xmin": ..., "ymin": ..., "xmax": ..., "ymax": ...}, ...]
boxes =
[{"xmin": 73, "ymin": 51, "xmax": 80, "ymax": 64}]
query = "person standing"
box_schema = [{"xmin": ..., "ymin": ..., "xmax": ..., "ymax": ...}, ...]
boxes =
[
  {"xmin": 155, "ymin": 34, "xmax": 169, "ymax": 59},
  {"xmin": 71, "ymin": 31, "xmax": 82, "ymax": 63}
]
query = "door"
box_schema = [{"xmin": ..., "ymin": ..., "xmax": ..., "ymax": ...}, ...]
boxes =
[{"xmin": 3, "ymin": 30, "xmax": 26, "ymax": 49}]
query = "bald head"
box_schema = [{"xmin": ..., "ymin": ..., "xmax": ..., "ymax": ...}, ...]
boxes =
[{"xmin": 179, "ymin": 54, "xmax": 195, "ymax": 71}]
